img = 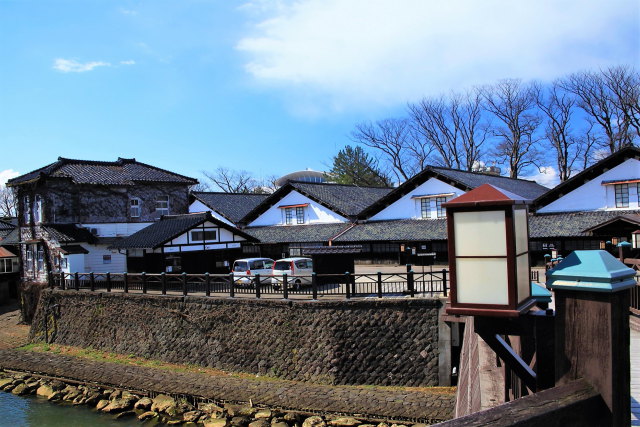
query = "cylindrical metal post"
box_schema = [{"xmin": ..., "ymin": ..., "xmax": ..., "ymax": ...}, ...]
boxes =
[
  {"xmin": 142, "ymin": 272, "xmax": 147, "ymax": 294},
  {"xmin": 106, "ymin": 272, "xmax": 111, "ymax": 292},
  {"xmin": 123, "ymin": 272, "xmax": 129, "ymax": 293},
  {"xmin": 90, "ymin": 272, "xmax": 95, "ymax": 292},
  {"xmin": 442, "ymin": 269, "xmax": 448, "ymax": 297},
  {"xmin": 229, "ymin": 272, "xmax": 235, "ymax": 298},
  {"xmin": 205, "ymin": 272, "xmax": 211, "ymax": 297},
  {"xmin": 312, "ymin": 272, "xmax": 318, "ymax": 300},
  {"xmin": 408, "ymin": 270, "xmax": 415, "ymax": 298},
  {"xmin": 74, "ymin": 272, "xmax": 80, "ymax": 291},
  {"xmin": 345, "ymin": 272, "xmax": 351, "ymax": 299},
  {"xmin": 283, "ymin": 274, "xmax": 288, "ymax": 299},
  {"xmin": 161, "ymin": 272, "xmax": 167, "ymax": 295},
  {"xmin": 377, "ymin": 272, "xmax": 383, "ymax": 298},
  {"xmin": 182, "ymin": 272, "xmax": 188, "ymax": 296},
  {"xmin": 255, "ymin": 274, "xmax": 261, "ymax": 298}
]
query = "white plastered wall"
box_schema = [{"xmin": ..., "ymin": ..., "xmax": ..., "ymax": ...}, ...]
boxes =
[
  {"xmin": 189, "ymin": 200, "xmax": 235, "ymax": 227},
  {"xmin": 248, "ymin": 190, "xmax": 347, "ymax": 226}
]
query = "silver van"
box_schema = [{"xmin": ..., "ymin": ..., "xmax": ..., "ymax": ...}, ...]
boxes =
[
  {"xmin": 271, "ymin": 257, "xmax": 313, "ymax": 290},
  {"xmin": 232, "ymin": 257, "xmax": 274, "ymax": 286}
]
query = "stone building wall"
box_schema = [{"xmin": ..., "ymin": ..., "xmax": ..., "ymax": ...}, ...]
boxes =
[{"xmin": 31, "ymin": 290, "xmax": 443, "ymax": 387}]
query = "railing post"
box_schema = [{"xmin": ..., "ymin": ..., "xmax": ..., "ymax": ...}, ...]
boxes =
[
  {"xmin": 377, "ymin": 271, "xmax": 383, "ymax": 298},
  {"xmin": 90, "ymin": 272, "xmax": 95, "ymax": 292},
  {"xmin": 345, "ymin": 272, "xmax": 351, "ymax": 299},
  {"xmin": 161, "ymin": 272, "xmax": 167, "ymax": 295},
  {"xmin": 229, "ymin": 272, "xmax": 235, "ymax": 298},
  {"xmin": 48, "ymin": 271, "xmax": 54, "ymax": 288},
  {"xmin": 312, "ymin": 272, "xmax": 318, "ymax": 300},
  {"xmin": 408, "ymin": 270, "xmax": 415, "ymax": 298},
  {"xmin": 205, "ymin": 272, "xmax": 211, "ymax": 297},
  {"xmin": 255, "ymin": 274, "xmax": 261, "ymax": 298},
  {"xmin": 442, "ymin": 269, "xmax": 448, "ymax": 297},
  {"xmin": 106, "ymin": 272, "xmax": 111, "ymax": 292},
  {"xmin": 350, "ymin": 272, "xmax": 356, "ymax": 296},
  {"xmin": 61, "ymin": 273, "xmax": 66, "ymax": 290},
  {"xmin": 182, "ymin": 272, "xmax": 188, "ymax": 296},
  {"xmin": 283, "ymin": 274, "xmax": 288, "ymax": 299},
  {"xmin": 123, "ymin": 272, "xmax": 129, "ymax": 293},
  {"xmin": 74, "ymin": 272, "xmax": 80, "ymax": 291},
  {"xmin": 141, "ymin": 272, "xmax": 147, "ymax": 294}
]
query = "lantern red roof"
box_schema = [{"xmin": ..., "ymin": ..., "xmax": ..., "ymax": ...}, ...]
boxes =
[{"xmin": 443, "ymin": 184, "xmax": 529, "ymax": 208}]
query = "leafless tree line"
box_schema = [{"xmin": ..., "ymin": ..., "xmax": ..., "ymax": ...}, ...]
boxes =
[
  {"xmin": 0, "ymin": 186, "xmax": 17, "ymax": 218},
  {"xmin": 196, "ymin": 167, "xmax": 279, "ymax": 194},
  {"xmin": 352, "ymin": 65, "xmax": 639, "ymax": 182}
]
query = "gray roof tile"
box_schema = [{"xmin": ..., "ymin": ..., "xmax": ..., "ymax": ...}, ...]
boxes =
[
  {"xmin": 529, "ymin": 210, "xmax": 640, "ymax": 238},
  {"xmin": 192, "ymin": 192, "xmax": 269, "ymax": 224},
  {"xmin": 334, "ymin": 219, "xmax": 447, "ymax": 242},
  {"xmin": 244, "ymin": 223, "xmax": 350, "ymax": 244}
]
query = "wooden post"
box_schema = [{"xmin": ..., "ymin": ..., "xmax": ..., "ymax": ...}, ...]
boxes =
[
  {"xmin": 442, "ymin": 269, "xmax": 448, "ymax": 297},
  {"xmin": 312, "ymin": 272, "xmax": 318, "ymax": 300},
  {"xmin": 345, "ymin": 272, "xmax": 351, "ymax": 299},
  {"xmin": 283, "ymin": 274, "xmax": 288, "ymax": 299},
  {"xmin": 377, "ymin": 272, "xmax": 383, "ymax": 298},
  {"xmin": 89, "ymin": 272, "xmax": 95, "ymax": 292},
  {"xmin": 106, "ymin": 272, "xmax": 111, "ymax": 292},
  {"xmin": 205, "ymin": 272, "xmax": 210, "ymax": 297},
  {"xmin": 408, "ymin": 270, "xmax": 415, "ymax": 297},
  {"xmin": 161, "ymin": 272, "xmax": 167, "ymax": 295},
  {"xmin": 255, "ymin": 274, "xmax": 261, "ymax": 298},
  {"xmin": 123, "ymin": 272, "xmax": 129, "ymax": 293},
  {"xmin": 48, "ymin": 271, "xmax": 54, "ymax": 289},
  {"xmin": 229, "ymin": 272, "xmax": 235, "ymax": 298},
  {"xmin": 74, "ymin": 272, "xmax": 80, "ymax": 291},
  {"xmin": 141, "ymin": 272, "xmax": 147, "ymax": 294},
  {"xmin": 182, "ymin": 272, "xmax": 188, "ymax": 296}
]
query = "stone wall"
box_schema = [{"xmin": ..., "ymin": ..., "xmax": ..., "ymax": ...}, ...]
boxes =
[{"xmin": 31, "ymin": 290, "xmax": 443, "ymax": 387}]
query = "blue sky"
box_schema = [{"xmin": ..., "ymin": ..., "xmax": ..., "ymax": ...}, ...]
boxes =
[{"xmin": 1, "ymin": 0, "xmax": 638, "ymax": 187}]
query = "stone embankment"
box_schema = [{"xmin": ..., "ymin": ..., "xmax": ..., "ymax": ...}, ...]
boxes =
[{"xmin": 0, "ymin": 369, "xmax": 449, "ymax": 426}]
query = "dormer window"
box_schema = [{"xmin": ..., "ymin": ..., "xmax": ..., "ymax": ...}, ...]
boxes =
[
  {"xmin": 130, "ymin": 198, "xmax": 141, "ymax": 218},
  {"xmin": 279, "ymin": 203, "xmax": 308, "ymax": 225},
  {"xmin": 615, "ymin": 184, "xmax": 629, "ymax": 208},
  {"xmin": 156, "ymin": 196, "xmax": 169, "ymax": 216},
  {"xmin": 414, "ymin": 193, "xmax": 453, "ymax": 219}
]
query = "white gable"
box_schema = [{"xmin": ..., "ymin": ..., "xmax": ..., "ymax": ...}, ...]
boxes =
[
  {"xmin": 189, "ymin": 200, "xmax": 235, "ymax": 227},
  {"xmin": 248, "ymin": 190, "xmax": 347, "ymax": 226},
  {"xmin": 370, "ymin": 178, "xmax": 464, "ymax": 221},
  {"xmin": 538, "ymin": 158, "xmax": 640, "ymax": 213},
  {"xmin": 166, "ymin": 220, "xmax": 245, "ymax": 252}
]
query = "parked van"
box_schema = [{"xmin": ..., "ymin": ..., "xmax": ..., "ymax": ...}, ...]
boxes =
[
  {"xmin": 232, "ymin": 258, "xmax": 274, "ymax": 286},
  {"xmin": 271, "ymin": 257, "xmax": 313, "ymax": 290}
]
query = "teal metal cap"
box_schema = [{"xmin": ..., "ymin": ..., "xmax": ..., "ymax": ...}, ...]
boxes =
[
  {"xmin": 546, "ymin": 250, "xmax": 637, "ymax": 292},
  {"xmin": 618, "ymin": 241, "xmax": 632, "ymax": 247},
  {"xmin": 531, "ymin": 282, "xmax": 552, "ymax": 303}
]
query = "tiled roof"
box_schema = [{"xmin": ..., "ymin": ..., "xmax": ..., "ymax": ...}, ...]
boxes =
[
  {"xmin": 0, "ymin": 247, "xmax": 17, "ymax": 258},
  {"xmin": 43, "ymin": 224, "xmax": 97, "ymax": 244},
  {"xmin": 7, "ymin": 157, "xmax": 198, "ymax": 187},
  {"xmin": 0, "ymin": 219, "xmax": 15, "ymax": 240},
  {"xmin": 334, "ymin": 219, "xmax": 448, "ymax": 242},
  {"xmin": 244, "ymin": 223, "xmax": 350, "ymax": 244},
  {"xmin": 529, "ymin": 210, "xmax": 640, "ymax": 238},
  {"xmin": 359, "ymin": 166, "xmax": 549, "ymax": 219},
  {"xmin": 111, "ymin": 212, "xmax": 256, "ymax": 249},
  {"xmin": 192, "ymin": 192, "xmax": 269, "ymax": 224},
  {"xmin": 241, "ymin": 181, "xmax": 393, "ymax": 224},
  {"xmin": 0, "ymin": 228, "xmax": 19, "ymax": 245}
]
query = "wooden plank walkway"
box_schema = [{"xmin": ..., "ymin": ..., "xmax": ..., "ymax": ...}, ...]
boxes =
[{"xmin": 632, "ymin": 327, "xmax": 639, "ymax": 426}]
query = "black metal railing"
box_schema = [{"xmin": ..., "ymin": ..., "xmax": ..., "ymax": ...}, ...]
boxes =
[
  {"xmin": 49, "ymin": 270, "xmax": 448, "ymax": 300},
  {"xmin": 631, "ymin": 277, "xmax": 640, "ymax": 315}
]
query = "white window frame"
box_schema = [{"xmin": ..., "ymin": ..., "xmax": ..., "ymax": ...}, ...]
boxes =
[
  {"xmin": 37, "ymin": 247, "xmax": 44, "ymax": 272},
  {"xmin": 26, "ymin": 248, "xmax": 34, "ymax": 271},
  {"xmin": 285, "ymin": 208, "xmax": 294, "ymax": 225},
  {"xmin": 130, "ymin": 198, "xmax": 141, "ymax": 218},
  {"xmin": 23, "ymin": 195, "xmax": 30, "ymax": 224},
  {"xmin": 191, "ymin": 229, "xmax": 217, "ymax": 242},
  {"xmin": 33, "ymin": 194, "xmax": 43, "ymax": 224},
  {"xmin": 295, "ymin": 206, "xmax": 305, "ymax": 224},
  {"xmin": 615, "ymin": 183, "xmax": 629, "ymax": 208},
  {"xmin": 156, "ymin": 196, "xmax": 170, "ymax": 216}
]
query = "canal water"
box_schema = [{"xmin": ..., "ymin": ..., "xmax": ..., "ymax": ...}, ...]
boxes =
[{"xmin": 0, "ymin": 392, "xmax": 139, "ymax": 427}]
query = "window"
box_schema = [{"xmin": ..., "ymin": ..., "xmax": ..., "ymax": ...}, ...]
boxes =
[
  {"xmin": 130, "ymin": 198, "xmax": 141, "ymax": 218},
  {"xmin": 0, "ymin": 259, "xmax": 13, "ymax": 273},
  {"xmin": 615, "ymin": 184, "xmax": 629, "ymax": 208},
  {"xmin": 191, "ymin": 230, "xmax": 217, "ymax": 242},
  {"xmin": 23, "ymin": 195, "xmax": 30, "ymax": 224},
  {"xmin": 295, "ymin": 206, "xmax": 305, "ymax": 224},
  {"xmin": 37, "ymin": 248, "xmax": 44, "ymax": 272},
  {"xmin": 435, "ymin": 197, "xmax": 447, "ymax": 218},
  {"xmin": 33, "ymin": 194, "xmax": 43, "ymax": 224},
  {"xmin": 26, "ymin": 248, "xmax": 33, "ymax": 271},
  {"xmin": 420, "ymin": 199, "xmax": 429, "ymax": 219},
  {"xmin": 285, "ymin": 208, "xmax": 294, "ymax": 225},
  {"xmin": 156, "ymin": 196, "xmax": 169, "ymax": 216},
  {"xmin": 102, "ymin": 255, "xmax": 111, "ymax": 264}
]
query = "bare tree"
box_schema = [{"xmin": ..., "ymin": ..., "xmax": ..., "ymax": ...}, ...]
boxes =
[
  {"xmin": 408, "ymin": 89, "xmax": 488, "ymax": 171},
  {"xmin": 560, "ymin": 67, "xmax": 637, "ymax": 153},
  {"xmin": 0, "ymin": 186, "xmax": 17, "ymax": 217},
  {"xmin": 482, "ymin": 79, "xmax": 542, "ymax": 178},
  {"xmin": 202, "ymin": 168, "xmax": 257, "ymax": 193},
  {"xmin": 351, "ymin": 118, "xmax": 424, "ymax": 182}
]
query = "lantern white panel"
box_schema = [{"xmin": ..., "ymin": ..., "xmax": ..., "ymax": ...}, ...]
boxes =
[
  {"xmin": 456, "ymin": 258, "xmax": 509, "ymax": 305},
  {"xmin": 454, "ymin": 211, "xmax": 507, "ymax": 257},
  {"xmin": 514, "ymin": 208, "xmax": 528, "ymax": 255},
  {"xmin": 516, "ymin": 253, "xmax": 531, "ymax": 304}
]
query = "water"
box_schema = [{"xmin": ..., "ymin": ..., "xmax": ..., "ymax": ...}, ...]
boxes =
[{"xmin": 0, "ymin": 393, "xmax": 140, "ymax": 427}]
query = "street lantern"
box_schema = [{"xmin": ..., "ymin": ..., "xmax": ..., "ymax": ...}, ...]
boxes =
[{"xmin": 444, "ymin": 184, "xmax": 535, "ymax": 317}]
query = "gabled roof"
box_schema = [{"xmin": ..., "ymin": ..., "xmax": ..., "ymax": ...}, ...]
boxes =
[
  {"xmin": 0, "ymin": 247, "xmax": 16, "ymax": 258},
  {"xmin": 529, "ymin": 210, "xmax": 640, "ymax": 238},
  {"xmin": 43, "ymin": 224, "xmax": 97, "ymax": 244},
  {"xmin": 243, "ymin": 223, "xmax": 350, "ymax": 244},
  {"xmin": 0, "ymin": 219, "xmax": 15, "ymax": 240},
  {"xmin": 191, "ymin": 192, "xmax": 269, "ymax": 224},
  {"xmin": 111, "ymin": 212, "xmax": 257, "ymax": 250},
  {"xmin": 532, "ymin": 146, "xmax": 640, "ymax": 211},
  {"xmin": 241, "ymin": 181, "xmax": 393, "ymax": 224},
  {"xmin": 359, "ymin": 166, "xmax": 548, "ymax": 219},
  {"xmin": 333, "ymin": 219, "xmax": 448, "ymax": 243},
  {"xmin": 7, "ymin": 157, "xmax": 198, "ymax": 187},
  {"xmin": 581, "ymin": 214, "xmax": 640, "ymax": 233}
]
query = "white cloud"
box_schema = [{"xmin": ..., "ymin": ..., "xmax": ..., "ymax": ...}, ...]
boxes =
[
  {"xmin": 237, "ymin": 0, "xmax": 638, "ymax": 113},
  {"xmin": 53, "ymin": 58, "xmax": 111, "ymax": 73},
  {"xmin": 522, "ymin": 166, "xmax": 559, "ymax": 188},
  {"xmin": 119, "ymin": 8, "xmax": 138, "ymax": 16},
  {"xmin": 0, "ymin": 169, "xmax": 20, "ymax": 188},
  {"xmin": 120, "ymin": 60, "xmax": 136, "ymax": 66}
]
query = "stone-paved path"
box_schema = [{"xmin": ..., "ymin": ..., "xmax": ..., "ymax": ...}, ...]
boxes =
[
  {"xmin": 0, "ymin": 349, "xmax": 454, "ymax": 423},
  {"xmin": 632, "ymin": 328, "xmax": 639, "ymax": 426}
]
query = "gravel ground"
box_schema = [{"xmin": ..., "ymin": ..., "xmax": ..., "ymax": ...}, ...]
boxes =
[{"xmin": 0, "ymin": 302, "xmax": 29, "ymax": 350}]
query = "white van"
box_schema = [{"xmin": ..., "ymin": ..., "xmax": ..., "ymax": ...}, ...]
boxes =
[
  {"xmin": 232, "ymin": 258, "xmax": 274, "ymax": 286},
  {"xmin": 271, "ymin": 257, "xmax": 313, "ymax": 290}
]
